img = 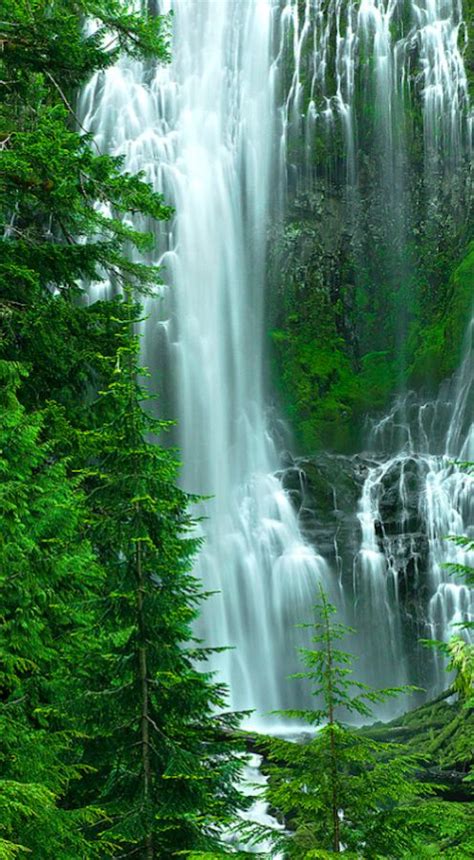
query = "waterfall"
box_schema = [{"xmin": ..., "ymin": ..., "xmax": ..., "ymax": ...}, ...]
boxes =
[
  {"xmin": 350, "ymin": 319, "xmax": 473, "ymax": 696},
  {"xmin": 281, "ymin": 0, "xmax": 471, "ymax": 182},
  {"xmin": 80, "ymin": 1, "xmax": 332, "ymax": 728},
  {"xmin": 79, "ymin": 0, "xmax": 472, "ymax": 724}
]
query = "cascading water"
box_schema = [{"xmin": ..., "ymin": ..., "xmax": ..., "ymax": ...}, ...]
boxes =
[
  {"xmin": 80, "ymin": 0, "xmax": 472, "ymax": 730},
  {"xmin": 287, "ymin": 324, "xmax": 473, "ymax": 709},
  {"xmin": 275, "ymin": 0, "xmax": 472, "ymax": 703},
  {"xmin": 80, "ymin": 1, "xmax": 331, "ymax": 727},
  {"xmin": 281, "ymin": 0, "xmax": 471, "ymax": 182},
  {"xmin": 350, "ymin": 321, "xmax": 474, "ymax": 696}
]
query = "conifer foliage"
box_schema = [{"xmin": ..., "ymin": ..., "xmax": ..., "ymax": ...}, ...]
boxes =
[
  {"xmin": 0, "ymin": 362, "xmax": 107, "ymax": 858},
  {"xmin": 0, "ymin": 0, "xmax": 172, "ymax": 415},
  {"xmin": 75, "ymin": 298, "xmax": 249, "ymax": 857},
  {"xmin": 252, "ymin": 589, "xmax": 438, "ymax": 858},
  {"xmin": 0, "ymin": 2, "xmax": 248, "ymax": 857}
]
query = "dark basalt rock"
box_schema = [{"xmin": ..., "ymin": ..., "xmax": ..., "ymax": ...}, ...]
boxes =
[
  {"xmin": 285, "ymin": 451, "xmax": 433, "ymax": 596},
  {"xmin": 279, "ymin": 449, "xmax": 444, "ymax": 691},
  {"xmin": 377, "ymin": 456, "xmax": 428, "ymax": 536},
  {"xmin": 279, "ymin": 452, "xmax": 365, "ymax": 583}
]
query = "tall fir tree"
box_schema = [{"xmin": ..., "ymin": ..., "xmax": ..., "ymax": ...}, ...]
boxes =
[
  {"xmin": 72, "ymin": 295, "xmax": 249, "ymax": 858},
  {"xmin": 249, "ymin": 587, "xmax": 473, "ymax": 858},
  {"xmin": 1, "ymin": 3, "xmax": 250, "ymax": 856}
]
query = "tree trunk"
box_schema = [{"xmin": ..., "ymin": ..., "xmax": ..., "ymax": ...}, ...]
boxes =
[
  {"xmin": 136, "ymin": 517, "xmax": 153, "ymax": 860},
  {"xmin": 329, "ymin": 724, "xmax": 340, "ymax": 853}
]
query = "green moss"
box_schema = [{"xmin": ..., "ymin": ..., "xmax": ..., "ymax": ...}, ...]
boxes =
[
  {"xmin": 272, "ymin": 325, "xmax": 356, "ymax": 450},
  {"xmin": 272, "ymin": 326, "xmax": 405, "ymax": 451},
  {"xmin": 358, "ymin": 350, "xmax": 400, "ymax": 407},
  {"xmin": 409, "ymin": 242, "xmax": 474, "ymax": 386},
  {"xmin": 271, "ymin": 324, "xmax": 361, "ymax": 451},
  {"xmin": 361, "ymin": 690, "xmax": 474, "ymax": 781},
  {"xmin": 271, "ymin": 231, "xmax": 473, "ymax": 454}
]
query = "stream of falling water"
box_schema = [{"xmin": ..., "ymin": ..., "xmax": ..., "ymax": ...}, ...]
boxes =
[
  {"xmin": 349, "ymin": 320, "xmax": 473, "ymax": 700},
  {"xmin": 79, "ymin": 0, "xmax": 472, "ymax": 737},
  {"xmin": 81, "ymin": 0, "xmax": 331, "ymax": 729},
  {"xmin": 282, "ymin": 0, "xmax": 471, "ymax": 183}
]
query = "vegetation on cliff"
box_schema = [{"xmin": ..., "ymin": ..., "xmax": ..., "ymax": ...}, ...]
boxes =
[
  {"xmin": 268, "ymin": 1, "xmax": 473, "ymax": 451},
  {"xmin": 270, "ymin": 238, "xmax": 473, "ymax": 451}
]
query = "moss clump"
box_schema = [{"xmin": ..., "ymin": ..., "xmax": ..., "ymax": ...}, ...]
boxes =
[
  {"xmin": 272, "ymin": 327, "xmax": 404, "ymax": 451},
  {"xmin": 409, "ymin": 242, "xmax": 474, "ymax": 387},
  {"xmin": 270, "ymin": 238, "xmax": 473, "ymax": 453},
  {"xmin": 271, "ymin": 325, "xmax": 360, "ymax": 450}
]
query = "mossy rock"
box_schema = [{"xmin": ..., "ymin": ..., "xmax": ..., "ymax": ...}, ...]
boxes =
[
  {"xmin": 361, "ymin": 689, "xmax": 474, "ymax": 797},
  {"xmin": 409, "ymin": 242, "xmax": 474, "ymax": 387}
]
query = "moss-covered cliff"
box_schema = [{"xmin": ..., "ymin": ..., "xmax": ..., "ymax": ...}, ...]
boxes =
[
  {"xmin": 269, "ymin": 236, "xmax": 473, "ymax": 451},
  {"xmin": 267, "ymin": 0, "xmax": 473, "ymax": 452}
]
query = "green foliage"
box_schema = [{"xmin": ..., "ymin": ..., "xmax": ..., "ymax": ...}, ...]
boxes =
[
  {"xmin": 409, "ymin": 242, "xmax": 474, "ymax": 386},
  {"xmin": 271, "ymin": 236, "xmax": 473, "ymax": 452},
  {"xmin": 1, "ymin": 3, "xmax": 249, "ymax": 857},
  {"xmin": 241, "ymin": 589, "xmax": 422, "ymax": 856},
  {"xmin": 360, "ymin": 684, "xmax": 474, "ymax": 788},
  {"xmin": 0, "ymin": 362, "xmax": 108, "ymax": 857},
  {"xmin": 444, "ymin": 532, "xmax": 474, "ymax": 595},
  {"xmin": 271, "ymin": 324, "xmax": 360, "ymax": 450},
  {"xmin": 423, "ymin": 636, "xmax": 474, "ymax": 701},
  {"xmin": 70, "ymin": 297, "xmax": 249, "ymax": 857},
  {"xmin": 396, "ymin": 800, "xmax": 474, "ymax": 858},
  {"xmin": 0, "ymin": 0, "xmax": 169, "ymax": 96},
  {"xmin": 246, "ymin": 589, "xmax": 473, "ymax": 858},
  {"xmin": 0, "ymin": 0, "xmax": 172, "ymax": 419}
]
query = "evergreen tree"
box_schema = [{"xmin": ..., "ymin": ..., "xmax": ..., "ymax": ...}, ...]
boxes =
[
  {"xmin": 2, "ymin": 5, "xmax": 251, "ymax": 855},
  {"xmin": 249, "ymin": 588, "xmax": 444, "ymax": 858},
  {"xmin": 1, "ymin": 5, "xmax": 251, "ymax": 854},
  {"xmin": 0, "ymin": 0, "xmax": 172, "ymax": 419},
  {"xmin": 73, "ymin": 296, "xmax": 249, "ymax": 858},
  {"xmin": 0, "ymin": 361, "xmax": 111, "ymax": 858}
]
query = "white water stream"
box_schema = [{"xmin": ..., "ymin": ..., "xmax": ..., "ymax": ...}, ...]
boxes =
[
  {"xmin": 351, "ymin": 320, "xmax": 473, "ymax": 697},
  {"xmin": 81, "ymin": 1, "xmax": 330, "ymax": 727},
  {"xmin": 80, "ymin": 0, "xmax": 472, "ymax": 732},
  {"xmin": 282, "ymin": 0, "xmax": 471, "ymax": 184}
]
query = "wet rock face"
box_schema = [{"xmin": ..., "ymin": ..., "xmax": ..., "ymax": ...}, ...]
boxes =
[
  {"xmin": 279, "ymin": 451, "xmax": 439, "ymax": 691},
  {"xmin": 282, "ymin": 452, "xmax": 431, "ymax": 589},
  {"xmin": 377, "ymin": 457, "xmax": 424, "ymax": 533},
  {"xmin": 278, "ymin": 451, "xmax": 364, "ymax": 583},
  {"xmin": 374, "ymin": 457, "xmax": 431, "ymax": 601}
]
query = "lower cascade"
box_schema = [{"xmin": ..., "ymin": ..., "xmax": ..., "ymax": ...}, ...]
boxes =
[
  {"xmin": 79, "ymin": 0, "xmax": 473, "ymax": 725},
  {"xmin": 284, "ymin": 320, "xmax": 473, "ymax": 705}
]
